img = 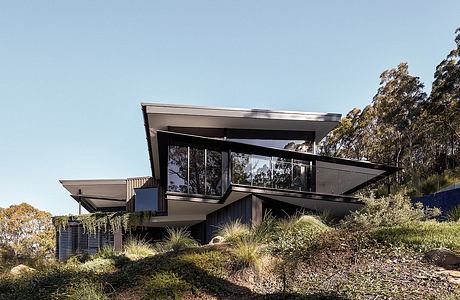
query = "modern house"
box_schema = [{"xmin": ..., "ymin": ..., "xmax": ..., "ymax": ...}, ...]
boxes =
[{"xmin": 56, "ymin": 103, "xmax": 398, "ymax": 259}]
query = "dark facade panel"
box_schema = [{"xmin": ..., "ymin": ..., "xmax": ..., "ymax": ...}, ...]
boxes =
[{"xmin": 205, "ymin": 194, "xmax": 262, "ymax": 242}]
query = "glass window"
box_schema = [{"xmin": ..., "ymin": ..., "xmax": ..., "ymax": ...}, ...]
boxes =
[
  {"xmin": 206, "ymin": 150, "xmax": 222, "ymax": 196},
  {"xmin": 293, "ymin": 161, "xmax": 310, "ymax": 191},
  {"xmin": 168, "ymin": 145, "xmax": 188, "ymax": 193},
  {"xmin": 134, "ymin": 188, "xmax": 158, "ymax": 212},
  {"xmin": 252, "ymin": 155, "xmax": 272, "ymax": 187},
  {"xmin": 231, "ymin": 152, "xmax": 251, "ymax": 185},
  {"xmin": 189, "ymin": 148, "xmax": 205, "ymax": 194},
  {"xmin": 230, "ymin": 139, "xmax": 313, "ymax": 153},
  {"xmin": 272, "ymin": 158, "xmax": 292, "ymax": 190}
]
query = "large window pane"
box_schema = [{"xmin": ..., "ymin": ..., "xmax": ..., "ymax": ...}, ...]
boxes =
[
  {"xmin": 252, "ymin": 155, "xmax": 272, "ymax": 187},
  {"xmin": 232, "ymin": 153, "xmax": 251, "ymax": 185},
  {"xmin": 168, "ymin": 145, "xmax": 188, "ymax": 193},
  {"xmin": 273, "ymin": 158, "xmax": 292, "ymax": 190},
  {"xmin": 134, "ymin": 188, "xmax": 158, "ymax": 212},
  {"xmin": 189, "ymin": 148, "xmax": 205, "ymax": 194},
  {"xmin": 206, "ymin": 150, "xmax": 222, "ymax": 196},
  {"xmin": 293, "ymin": 161, "xmax": 309, "ymax": 191}
]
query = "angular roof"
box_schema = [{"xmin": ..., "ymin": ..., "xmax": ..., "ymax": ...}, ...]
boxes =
[{"xmin": 142, "ymin": 102, "xmax": 342, "ymax": 179}]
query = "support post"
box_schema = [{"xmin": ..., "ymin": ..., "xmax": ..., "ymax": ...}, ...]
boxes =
[
  {"xmin": 78, "ymin": 189, "xmax": 82, "ymax": 215},
  {"xmin": 113, "ymin": 230, "xmax": 123, "ymax": 252}
]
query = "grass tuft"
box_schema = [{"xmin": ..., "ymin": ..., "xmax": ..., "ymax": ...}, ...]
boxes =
[
  {"xmin": 158, "ymin": 227, "xmax": 198, "ymax": 252},
  {"xmin": 67, "ymin": 280, "xmax": 110, "ymax": 300},
  {"xmin": 216, "ymin": 219, "xmax": 251, "ymax": 244},
  {"xmin": 447, "ymin": 205, "xmax": 460, "ymax": 221},
  {"xmin": 124, "ymin": 238, "xmax": 157, "ymax": 260},
  {"xmin": 230, "ymin": 235, "xmax": 263, "ymax": 271}
]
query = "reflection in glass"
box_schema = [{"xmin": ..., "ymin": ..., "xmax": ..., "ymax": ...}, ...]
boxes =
[
  {"xmin": 273, "ymin": 159, "xmax": 292, "ymax": 190},
  {"xmin": 252, "ymin": 155, "xmax": 272, "ymax": 187},
  {"xmin": 168, "ymin": 146, "xmax": 188, "ymax": 193},
  {"xmin": 206, "ymin": 150, "xmax": 222, "ymax": 196},
  {"xmin": 232, "ymin": 153, "xmax": 251, "ymax": 185},
  {"xmin": 189, "ymin": 148, "xmax": 205, "ymax": 194},
  {"xmin": 293, "ymin": 161, "xmax": 310, "ymax": 191}
]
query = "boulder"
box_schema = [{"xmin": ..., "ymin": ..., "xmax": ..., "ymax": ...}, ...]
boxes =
[
  {"xmin": 425, "ymin": 248, "xmax": 460, "ymax": 268},
  {"xmin": 10, "ymin": 264, "xmax": 36, "ymax": 276},
  {"xmin": 209, "ymin": 235, "xmax": 225, "ymax": 245}
]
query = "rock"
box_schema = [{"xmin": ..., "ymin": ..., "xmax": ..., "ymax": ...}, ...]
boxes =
[
  {"xmin": 209, "ymin": 235, "xmax": 225, "ymax": 245},
  {"xmin": 438, "ymin": 270, "xmax": 460, "ymax": 278},
  {"xmin": 425, "ymin": 248, "xmax": 460, "ymax": 268},
  {"xmin": 10, "ymin": 264, "xmax": 36, "ymax": 276}
]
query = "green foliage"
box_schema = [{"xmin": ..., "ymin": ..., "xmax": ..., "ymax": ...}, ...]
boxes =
[
  {"xmin": 53, "ymin": 211, "xmax": 156, "ymax": 235},
  {"xmin": 216, "ymin": 219, "xmax": 251, "ymax": 244},
  {"xmin": 80, "ymin": 258, "xmax": 116, "ymax": 273},
  {"xmin": 93, "ymin": 245, "xmax": 118, "ymax": 260},
  {"xmin": 447, "ymin": 205, "xmax": 460, "ymax": 221},
  {"xmin": 320, "ymin": 29, "xmax": 460, "ymax": 191},
  {"xmin": 0, "ymin": 203, "xmax": 55, "ymax": 260},
  {"xmin": 67, "ymin": 280, "xmax": 110, "ymax": 300},
  {"xmin": 419, "ymin": 173, "xmax": 454, "ymax": 195},
  {"xmin": 230, "ymin": 235, "xmax": 263, "ymax": 271},
  {"xmin": 143, "ymin": 271, "xmax": 192, "ymax": 300},
  {"xmin": 343, "ymin": 193, "xmax": 441, "ymax": 229},
  {"xmin": 158, "ymin": 227, "xmax": 198, "ymax": 252},
  {"xmin": 371, "ymin": 220, "xmax": 460, "ymax": 252},
  {"xmin": 124, "ymin": 237, "xmax": 157, "ymax": 260},
  {"xmin": 269, "ymin": 214, "xmax": 330, "ymax": 258}
]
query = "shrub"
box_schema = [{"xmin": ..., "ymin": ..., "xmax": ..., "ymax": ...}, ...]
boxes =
[
  {"xmin": 343, "ymin": 193, "xmax": 441, "ymax": 229},
  {"xmin": 252, "ymin": 211, "xmax": 277, "ymax": 243},
  {"xmin": 80, "ymin": 258, "xmax": 116, "ymax": 273},
  {"xmin": 269, "ymin": 214, "xmax": 330, "ymax": 258},
  {"xmin": 230, "ymin": 235, "xmax": 263, "ymax": 271},
  {"xmin": 143, "ymin": 271, "xmax": 191, "ymax": 300},
  {"xmin": 447, "ymin": 205, "xmax": 460, "ymax": 221},
  {"xmin": 93, "ymin": 245, "xmax": 118, "ymax": 259},
  {"xmin": 158, "ymin": 227, "xmax": 198, "ymax": 252},
  {"xmin": 371, "ymin": 220, "xmax": 460, "ymax": 252},
  {"xmin": 420, "ymin": 174, "xmax": 452, "ymax": 195},
  {"xmin": 124, "ymin": 237, "xmax": 157, "ymax": 260},
  {"xmin": 216, "ymin": 219, "xmax": 251, "ymax": 244},
  {"xmin": 67, "ymin": 280, "xmax": 110, "ymax": 300}
]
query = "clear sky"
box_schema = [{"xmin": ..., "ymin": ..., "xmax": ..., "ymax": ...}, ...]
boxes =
[{"xmin": 0, "ymin": 1, "xmax": 459, "ymax": 215}]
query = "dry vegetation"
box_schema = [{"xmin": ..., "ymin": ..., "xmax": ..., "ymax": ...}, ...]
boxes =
[{"xmin": 1, "ymin": 194, "xmax": 460, "ymax": 300}]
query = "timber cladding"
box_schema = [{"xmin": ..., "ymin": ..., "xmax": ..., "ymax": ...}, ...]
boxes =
[{"xmin": 205, "ymin": 194, "xmax": 262, "ymax": 243}]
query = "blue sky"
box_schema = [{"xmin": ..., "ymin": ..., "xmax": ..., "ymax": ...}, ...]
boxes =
[{"xmin": 0, "ymin": 1, "xmax": 459, "ymax": 215}]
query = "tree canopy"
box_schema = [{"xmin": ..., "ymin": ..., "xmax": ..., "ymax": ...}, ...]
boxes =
[
  {"xmin": 0, "ymin": 203, "xmax": 54, "ymax": 259},
  {"xmin": 320, "ymin": 28, "xmax": 460, "ymax": 193}
]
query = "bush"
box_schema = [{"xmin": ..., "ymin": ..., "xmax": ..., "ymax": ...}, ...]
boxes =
[
  {"xmin": 230, "ymin": 236, "xmax": 263, "ymax": 271},
  {"xmin": 420, "ymin": 174, "xmax": 452, "ymax": 195},
  {"xmin": 371, "ymin": 220, "xmax": 460, "ymax": 252},
  {"xmin": 216, "ymin": 219, "xmax": 251, "ymax": 244},
  {"xmin": 269, "ymin": 214, "xmax": 330, "ymax": 258},
  {"xmin": 124, "ymin": 237, "xmax": 157, "ymax": 260},
  {"xmin": 80, "ymin": 258, "xmax": 116, "ymax": 273},
  {"xmin": 343, "ymin": 193, "xmax": 441, "ymax": 229},
  {"xmin": 447, "ymin": 205, "xmax": 460, "ymax": 221},
  {"xmin": 67, "ymin": 280, "xmax": 110, "ymax": 300},
  {"xmin": 158, "ymin": 227, "xmax": 198, "ymax": 252},
  {"xmin": 93, "ymin": 245, "xmax": 118, "ymax": 259},
  {"xmin": 143, "ymin": 271, "xmax": 192, "ymax": 300}
]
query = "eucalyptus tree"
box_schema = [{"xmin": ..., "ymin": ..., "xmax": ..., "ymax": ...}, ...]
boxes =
[{"xmin": 424, "ymin": 28, "xmax": 460, "ymax": 171}]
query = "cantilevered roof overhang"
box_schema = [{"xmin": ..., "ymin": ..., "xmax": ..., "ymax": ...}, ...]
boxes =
[
  {"xmin": 142, "ymin": 102, "xmax": 342, "ymax": 180},
  {"xmin": 60, "ymin": 179, "xmax": 128, "ymax": 213}
]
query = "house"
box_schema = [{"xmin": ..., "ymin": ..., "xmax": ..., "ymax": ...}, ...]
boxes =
[{"xmin": 56, "ymin": 103, "xmax": 398, "ymax": 260}]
